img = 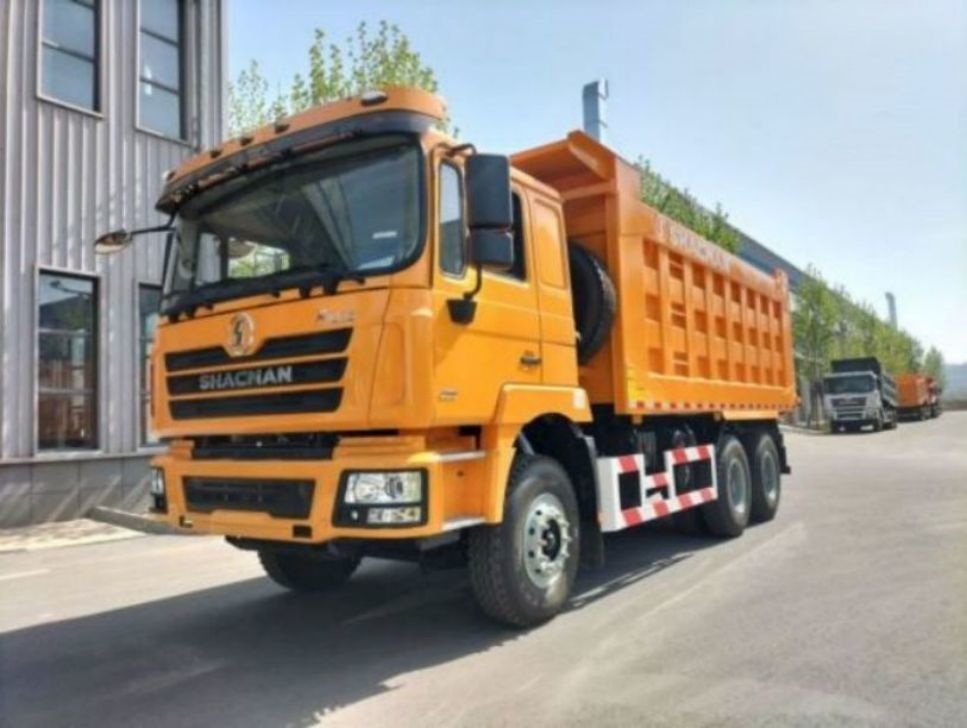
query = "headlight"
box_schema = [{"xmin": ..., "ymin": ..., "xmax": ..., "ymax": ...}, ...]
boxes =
[
  {"xmin": 335, "ymin": 470, "xmax": 427, "ymax": 528},
  {"xmin": 344, "ymin": 471, "xmax": 422, "ymax": 504},
  {"xmin": 149, "ymin": 468, "xmax": 166, "ymax": 496}
]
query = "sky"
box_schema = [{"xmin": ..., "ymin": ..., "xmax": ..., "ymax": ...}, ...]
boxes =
[{"xmin": 228, "ymin": 0, "xmax": 967, "ymax": 363}]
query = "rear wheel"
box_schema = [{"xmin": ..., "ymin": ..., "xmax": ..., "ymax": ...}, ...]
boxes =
[
  {"xmin": 701, "ymin": 434, "xmax": 751, "ymax": 538},
  {"xmin": 748, "ymin": 432, "xmax": 781, "ymax": 523},
  {"xmin": 258, "ymin": 550, "xmax": 360, "ymax": 592},
  {"xmin": 468, "ymin": 455, "xmax": 581, "ymax": 628},
  {"xmin": 665, "ymin": 428, "xmax": 707, "ymax": 535}
]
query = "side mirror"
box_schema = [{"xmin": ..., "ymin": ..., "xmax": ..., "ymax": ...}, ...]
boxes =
[
  {"xmin": 469, "ymin": 229, "xmax": 513, "ymax": 271},
  {"xmin": 94, "ymin": 229, "xmax": 133, "ymax": 255},
  {"xmin": 447, "ymin": 154, "xmax": 515, "ymax": 325},
  {"xmin": 466, "ymin": 155, "xmax": 512, "ymax": 230}
]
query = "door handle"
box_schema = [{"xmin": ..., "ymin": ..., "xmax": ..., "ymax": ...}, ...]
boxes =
[{"xmin": 520, "ymin": 352, "xmax": 542, "ymax": 367}]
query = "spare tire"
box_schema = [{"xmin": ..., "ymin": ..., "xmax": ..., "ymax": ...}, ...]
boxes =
[{"xmin": 568, "ymin": 243, "xmax": 616, "ymax": 364}]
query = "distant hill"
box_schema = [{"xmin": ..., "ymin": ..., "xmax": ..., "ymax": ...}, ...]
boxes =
[{"xmin": 943, "ymin": 362, "xmax": 967, "ymax": 402}]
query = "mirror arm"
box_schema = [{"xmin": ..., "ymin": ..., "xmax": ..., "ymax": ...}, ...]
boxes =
[
  {"xmin": 130, "ymin": 213, "xmax": 176, "ymax": 238},
  {"xmin": 463, "ymin": 261, "xmax": 484, "ymax": 302},
  {"xmin": 445, "ymin": 142, "xmax": 477, "ymax": 158}
]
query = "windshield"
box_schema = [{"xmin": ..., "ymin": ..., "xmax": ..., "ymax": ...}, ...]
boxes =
[
  {"xmin": 825, "ymin": 374, "xmax": 875, "ymax": 394},
  {"xmin": 162, "ymin": 135, "xmax": 423, "ymax": 312}
]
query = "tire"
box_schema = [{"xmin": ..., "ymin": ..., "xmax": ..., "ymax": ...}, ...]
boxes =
[
  {"xmin": 665, "ymin": 428, "xmax": 707, "ymax": 535},
  {"xmin": 468, "ymin": 455, "xmax": 581, "ymax": 628},
  {"xmin": 701, "ymin": 434, "xmax": 751, "ymax": 538},
  {"xmin": 873, "ymin": 412, "xmax": 884, "ymax": 432},
  {"xmin": 748, "ymin": 432, "xmax": 781, "ymax": 523},
  {"xmin": 258, "ymin": 549, "xmax": 360, "ymax": 592},
  {"xmin": 568, "ymin": 243, "xmax": 616, "ymax": 365}
]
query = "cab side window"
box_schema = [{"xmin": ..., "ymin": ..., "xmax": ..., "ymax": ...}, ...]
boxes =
[
  {"xmin": 504, "ymin": 193, "xmax": 527, "ymax": 281},
  {"xmin": 439, "ymin": 163, "xmax": 465, "ymax": 276}
]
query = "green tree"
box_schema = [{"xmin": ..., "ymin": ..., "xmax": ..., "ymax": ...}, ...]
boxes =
[
  {"xmin": 923, "ymin": 346, "xmax": 946, "ymax": 389},
  {"xmin": 228, "ymin": 21, "xmax": 441, "ymax": 135},
  {"xmin": 792, "ymin": 268, "xmax": 839, "ymax": 385},
  {"xmin": 636, "ymin": 159, "xmax": 740, "ymax": 252}
]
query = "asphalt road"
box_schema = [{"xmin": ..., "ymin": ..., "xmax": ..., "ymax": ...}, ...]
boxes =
[{"xmin": 2, "ymin": 413, "xmax": 965, "ymax": 727}]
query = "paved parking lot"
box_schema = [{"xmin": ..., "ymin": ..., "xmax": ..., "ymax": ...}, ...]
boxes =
[{"xmin": 1, "ymin": 413, "xmax": 965, "ymax": 727}]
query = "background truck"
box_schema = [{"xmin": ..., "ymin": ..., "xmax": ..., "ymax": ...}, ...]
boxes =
[
  {"xmin": 824, "ymin": 357, "xmax": 898, "ymax": 433},
  {"xmin": 97, "ymin": 88, "xmax": 796, "ymax": 627},
  {"xmin": 896, "ymin": 373, "xmax": 933, "ymax": 420}
]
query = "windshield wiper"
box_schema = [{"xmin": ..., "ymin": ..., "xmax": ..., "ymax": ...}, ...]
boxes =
[
  {"xmin": 268, "ymin": 263, "xmax": 366, "ymax": 297},
  {"xmin": 164, "ymin": 264, "xmax": 369, "ymax": 320}
]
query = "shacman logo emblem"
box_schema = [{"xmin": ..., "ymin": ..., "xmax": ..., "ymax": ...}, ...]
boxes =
[{"xmin": 226, "ymin": 313, "xmax": 255, "ymax": 357}]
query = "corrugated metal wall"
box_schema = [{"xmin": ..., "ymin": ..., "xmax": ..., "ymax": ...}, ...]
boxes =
[{"xmin": 0, "ymin": 0, "xmax": 225, "ymax": 460}]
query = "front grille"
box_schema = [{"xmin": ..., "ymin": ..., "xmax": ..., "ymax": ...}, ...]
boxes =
[
  {"xmin": 165, "ymin": 329, "xmax": 351, "ymax": 372},
  {"xmin": 191, "ymin": 433, "xmax": 338, "ymax": 460},
  {"xmin": 170, "ymin": 388, "xmax": 342, "ymax": 419},
  {"xmin": 833, "ymin": 396, "xmax": 866, "ymax": 407},
  {"xmin": 167, "ymin": 358, "xmax": 346, "ymax": 395},
  {"xmin": 165, "ymin": 327, "xmax": 352, "ymax": 421},
  {"xmin": 184, "ymin": 477, "xmax": 314, "ymax": 519}
]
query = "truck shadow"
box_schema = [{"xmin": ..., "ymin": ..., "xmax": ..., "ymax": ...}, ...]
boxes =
[{"xmin": 0, "ymin": 524, "xmax": 718, "ymax": 728}]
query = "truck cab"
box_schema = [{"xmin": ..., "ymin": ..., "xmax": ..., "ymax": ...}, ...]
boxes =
[
  {"xmin": 144, "ymin": 88, "xmax": 587, "ymax": 544},
  {"xmin": 824, "ymin": 357, "xmax": 898, "ymax": 433}
]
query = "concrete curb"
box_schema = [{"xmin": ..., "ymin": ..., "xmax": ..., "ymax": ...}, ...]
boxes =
[
  {"xmin": 88, "ymin": 506, "xmax": 200, "ymax": 536},
  {"xmin": 779, "ymin": 424, "xmax": 827, "ymax": 437}
]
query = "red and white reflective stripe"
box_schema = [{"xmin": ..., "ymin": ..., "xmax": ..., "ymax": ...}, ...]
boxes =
[
  {"xmin": 616, "ymin": 453, "xmax": 643, "ymax": 474},
  {"xmin": 596, "ymin": 444, "xmax": 717, "ymax": 533},
  {"xmin": 630, "ymin": 401, "xmax": 768, "ymax": 411},
  {"xmin": 620, "ymin": 486, "xmax": 716, "ymax": 528},
  {"xmin": 669, "ymin": 445, "xmax": 712, "ymax": 465}
]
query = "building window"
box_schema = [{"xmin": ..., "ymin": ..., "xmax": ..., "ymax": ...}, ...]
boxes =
[
  {"xmin": 439, "ymin": 163, "xmax": 466, "ymax": 276},
  {"xmin": 139, "ymin": 0, "xmax": 184, "ymax": 139},
  {"xmin": 38, "ymin": 273, "xmax": 98, "ymax": 450},
  {"xmin": 39, "ymin": 0, "xmax": 100, "ymax": 111},
  {"xmin": 138, "ymin": 285, "xmax": 162, "ymax": 445}
]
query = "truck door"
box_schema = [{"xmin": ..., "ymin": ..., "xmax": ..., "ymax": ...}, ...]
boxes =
[
  {"xmin": 431, "ymin": 159, "xmax": 542, "ymax": 424},
  {"xmin": 529, "ymin": 194, "xmax": 578, "ymax": 386}
]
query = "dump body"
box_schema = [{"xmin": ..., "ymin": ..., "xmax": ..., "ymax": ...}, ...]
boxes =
[
  {"xmin": 897, "ymin": 373, "xmax": 929, "ymax": 409},
  {"xmin": 513, "ymin": 132, "xmax": 796, "ymax": 417}
]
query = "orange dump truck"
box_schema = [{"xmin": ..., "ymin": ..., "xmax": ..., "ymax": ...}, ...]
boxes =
[
  {"xmin": 96, "ymin": 88, "xmax": 796, "ymax": 626},
  {"xmin": 896, "ymin": 373, "xmax": 937, "ymax": 420}
]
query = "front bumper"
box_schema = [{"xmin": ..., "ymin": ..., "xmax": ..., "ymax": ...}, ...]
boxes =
[{"xmin": 152, "ymin": 439, "xmax": 491, "ymax": 544}]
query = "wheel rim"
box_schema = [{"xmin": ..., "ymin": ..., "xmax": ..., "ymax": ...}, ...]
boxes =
[
  {"xmin": 760, "ymin": 450, "xmax": 779, "ymax": 505},
  {"xmin": 727, "ymin": 458, "xmax": 749, "ymax": 517},
  {"xmin": 522, "ymin": 492, "xmax": 572, "ymax": 589}
]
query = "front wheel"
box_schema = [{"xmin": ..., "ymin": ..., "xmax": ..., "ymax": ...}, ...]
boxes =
[
  {"xmin": 701, "ymin": 434, "xmax": 751, "ymax": 538},
  {"xmin": 468, "ymin": 455, "xmax": 581, "ymax": 628},
  {"xmin": 258, "ymin": 549, "xmax": 360, "ymax": 592}
]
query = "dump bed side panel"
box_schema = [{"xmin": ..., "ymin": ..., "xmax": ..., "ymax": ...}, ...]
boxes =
[
  {"xmin": 897, "ymin": 373, "xmax": 928, "ymax": 407},
  {"xmin": 513, "ymin": 131, "xmax": 797, "ymax": 416}
]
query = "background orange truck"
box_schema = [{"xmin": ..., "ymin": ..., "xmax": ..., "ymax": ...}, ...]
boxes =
[
  {"xmin": 97, "ymin": 88, "xmax": 796, "ymax": 626},
  {"xmin": 897, "ymin": 373, "xmax": 942, "ymax": 420}
]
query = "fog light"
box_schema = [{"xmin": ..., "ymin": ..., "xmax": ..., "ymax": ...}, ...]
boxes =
[
  {"xmin": 344, "ymin": 471, "xmax": 423, "ymax": 504},
  {"xmin": 149, "ymin": 468, "xmax": 166, "ymax": 496},
  {"xmin": 366, "ymin": 506, "xmax": 423, "ymax": 525}
]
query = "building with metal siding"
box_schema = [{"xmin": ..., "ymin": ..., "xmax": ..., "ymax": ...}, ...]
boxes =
[{"xmin": 0, "ymin": 0, "xmax": 225, "ymax": 526}]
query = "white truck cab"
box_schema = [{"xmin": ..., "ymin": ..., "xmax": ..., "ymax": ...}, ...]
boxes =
[{"xmin": 824, "ymin": 358, "xmax": 898, "ymax": 433}]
